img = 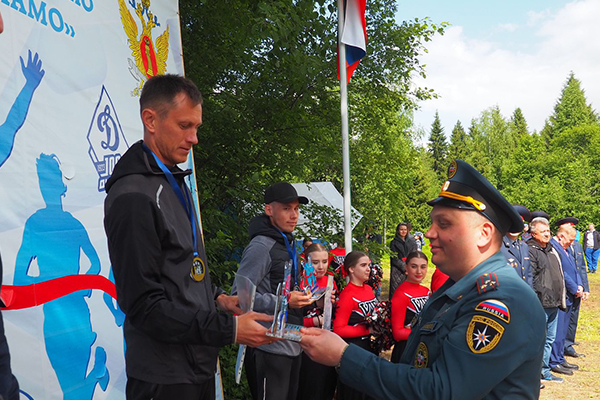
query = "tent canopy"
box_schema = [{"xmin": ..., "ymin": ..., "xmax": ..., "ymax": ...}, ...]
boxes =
[{"xmin": 291, "ymin": 182, "xmax": 362, "ymax": 235}]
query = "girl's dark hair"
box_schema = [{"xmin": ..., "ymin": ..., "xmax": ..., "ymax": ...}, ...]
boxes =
[
  {"xmin": 305, "ymin": 243, "xmax": 327, "ymax": 256},
  {"xmin": 405, "ymin": 250, "xmax": 428, "ymax": 265},
  {"xmin": 396, "ymin": 222, "xmax": 412, "ymax": 235},
  {"xmin": 343, "ymin": 250, "xmax": 368, "ymax": 275}
]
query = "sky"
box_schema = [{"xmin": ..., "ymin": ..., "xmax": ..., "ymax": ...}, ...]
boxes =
[{"xmin": 395, "ymin": 0, "xmax": 600, "ymax": 137}]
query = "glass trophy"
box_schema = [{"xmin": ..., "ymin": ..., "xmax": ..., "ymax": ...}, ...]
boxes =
[
  {"xmin": 266, "ymin": 261, "xmax": 303, "ymax": 341},
  {"xmin": 234, "ymin": 274, "xmax": 256, "ymax": 384}
]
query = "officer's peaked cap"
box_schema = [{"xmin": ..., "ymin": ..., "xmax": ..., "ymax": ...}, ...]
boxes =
[{"xmin": 427, "ymin": 159, "xmax": 524, "ymax": 235}]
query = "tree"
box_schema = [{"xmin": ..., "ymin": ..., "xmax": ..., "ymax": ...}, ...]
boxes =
[
  {"xmin": 509, "ymin": 108, "xmax": 529, "ymax": 138},
  {"xmin": 178, "ymin": 3, "xmax": 447, "ymax": 396},
  {"xmin": 448, "ymin": 120, "xmax": 468, "ymax": 161},
  {"xmin": 428, "ymin": 111, "xmax": 447, "ymax": 178},
  {"xmin": 549, "ymin": 72, "xmax": 598, "ymax": 136}
]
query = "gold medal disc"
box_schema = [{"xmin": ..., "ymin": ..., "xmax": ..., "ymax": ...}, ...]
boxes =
[{"xmin": 190, "ymin": 256, "xmax": 206, "ymax": 282}]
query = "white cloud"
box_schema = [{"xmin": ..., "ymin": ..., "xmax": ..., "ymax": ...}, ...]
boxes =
[
  {"xmin": 412, "ymin": 0, "xmax": 600, "ymax": 137},
  {"xmin": 498, "ymin": 23, "xmax": 518, "ymax": 32}
]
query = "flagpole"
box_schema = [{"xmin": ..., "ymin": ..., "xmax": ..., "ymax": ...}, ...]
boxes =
[{"xmin": 338, "ymin": 0, "xmax": 352, "ymax": 252}]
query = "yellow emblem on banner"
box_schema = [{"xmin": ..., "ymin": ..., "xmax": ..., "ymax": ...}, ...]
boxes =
[
  {"xmin": 119, "ymin": 0, "xmax": 170, "ymax": 96},
  {"xmin": 191, "ymin": 256, "xmax": 206, "ymax": 282},
  {"xmin": 466, "ymin": 315, "xmax": 504, "ymax": 354}
]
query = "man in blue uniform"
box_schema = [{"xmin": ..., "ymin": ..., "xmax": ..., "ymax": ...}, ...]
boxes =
[
  {"xmin": 301, "ymin": 159, "xmax": 546, "ymax": 399},
  {"xmin": 501, "ymin": 205, "xmax": 533, "ymax": 288},
  {"xmin": 562, "ymin": 218, "xmax": 590, "ymax": 358},
  {"xmin": 549, "ymin": 223, "xmax": 583, "ymax": 376}
]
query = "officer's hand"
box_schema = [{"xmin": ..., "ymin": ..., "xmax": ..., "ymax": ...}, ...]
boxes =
[
  {"xmin": 300, "ymin": 327, "xmax": 348, "ymax": 367},
  {"xmin": 216, "ymin": 294, "xmax": 244, "ymax": 315},
  {"xmin": 289, "ymin": 291, "xmax": 314, "ymax": 308},
  {"xmin": 235, "ymin": 311, "xmax": 275, "ymax": 347}
]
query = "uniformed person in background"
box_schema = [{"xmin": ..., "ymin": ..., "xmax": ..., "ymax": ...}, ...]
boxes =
[
  {"xmin": 560, "ymin": 217, "xmax": 590, "ymax": 358},
  {"xmin": 300, "ymin": 159, "xmax": 546, "ymax": 400},
  {"xmin": 501, "ymin": 205, "xmax": 534, "ymax": 288}
]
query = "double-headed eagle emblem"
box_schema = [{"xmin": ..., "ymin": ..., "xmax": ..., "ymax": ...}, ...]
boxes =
[{"xmin": 118, "ymin": 0, "xmax": 169, "ymax": 96}]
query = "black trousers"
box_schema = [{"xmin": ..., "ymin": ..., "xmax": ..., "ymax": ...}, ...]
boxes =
[
  {"xmin": 245, "ymin": 347, "xmax": 301, "ymax": 400},
  {"xmin": 565, "ymin": 296, "xmax": 581, "ymax": 350},
  {"xmin": 297, "ymin": 352, "xmax": 337, "ymax": 400},
  {"xmin": 126, "ymin": 376, "xmax": 215, "ymax": 400},
  {"xmin": 337, "ymin": 337, "xmax": 376, "ymax": 400}
]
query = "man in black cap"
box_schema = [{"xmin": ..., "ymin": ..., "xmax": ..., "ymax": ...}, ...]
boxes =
[
  {"xmin": 501, "ymin": 205, "xmax": 534, "ymax": 288},
  {"xmin": 236, "ymin": 182, "xmax": 314, "ymax": 400},
  {"xmin": 300, "ymin": 159, "xmax": 546, "ymax": 399}
]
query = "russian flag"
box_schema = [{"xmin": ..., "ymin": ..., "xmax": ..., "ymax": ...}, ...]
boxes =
[{"xmin": 338, "ymin": 0, "xmax": 367, "ymax": 83}]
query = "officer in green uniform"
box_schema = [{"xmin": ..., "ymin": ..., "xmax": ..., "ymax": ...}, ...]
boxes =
[{"xmin": 300, "ymin": 159, "xmax": 546, "ymax": 400}]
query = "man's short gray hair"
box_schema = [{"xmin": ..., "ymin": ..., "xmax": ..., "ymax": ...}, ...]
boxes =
[{"xmin": 530, "ymin": 217, "xmax": 550, "ymax": 234}]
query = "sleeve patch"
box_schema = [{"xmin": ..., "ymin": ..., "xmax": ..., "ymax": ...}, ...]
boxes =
[
  {"xmin": 467, "ymin": 315, "xmax": 504, "ymax": 354},
  {"xmin": 475, "ymin": 299, "xmax": 510, "ymax": 323},
  {"xmin": 414, "ymin": 342, "xmax": 429, "ymax": 368}
]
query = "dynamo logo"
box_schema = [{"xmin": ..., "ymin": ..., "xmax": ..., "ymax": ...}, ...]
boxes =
[{"xmin": 87, "ymin": 86, "xmax": 129, "ymax": 192}]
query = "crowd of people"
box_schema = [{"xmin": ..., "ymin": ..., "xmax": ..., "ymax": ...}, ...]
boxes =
[
  {"xmin": 0, "ymin": 71, "xmax": 595, "ymax": 400},
  {"xmin": 500, "ymin": 210, "xmax": 591, "ymax": 386}
]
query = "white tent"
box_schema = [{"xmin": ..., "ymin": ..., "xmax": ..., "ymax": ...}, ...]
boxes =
[{"xmin": 292, "ymin": 182, "xmax": 362, "ymax": 235}]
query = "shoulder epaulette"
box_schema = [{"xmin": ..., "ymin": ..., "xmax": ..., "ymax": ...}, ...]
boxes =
[{"xmin": 476, "ymin": 272, "xmax": 499, "ymax": 295}]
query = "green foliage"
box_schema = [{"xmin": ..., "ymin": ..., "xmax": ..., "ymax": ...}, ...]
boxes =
[
  {"xmin": 179, "ymin": 0, "xmax": 447, "ymax": 288},
  {"xmin": 448, "ymin": 120, "xmax": 468, "ymax": 160},
  {"xmin": 509, "ymin": 108, "xmax": 529, "ymax": 138},
  {"xmin": 549, "ymin": 72, "xmax": 598, "ymax": 136},
  {"xmin": 218, "ymin": 344, "xmax": 250, "ymax": 400},
  {"xmin": 428, "ymin": 111, "xmax": 447, "ymax": 178}
]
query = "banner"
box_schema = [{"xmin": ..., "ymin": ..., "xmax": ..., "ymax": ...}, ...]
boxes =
[{"xmin": 0, "ymin": 1, "xmax": 186, "ymax": 398}]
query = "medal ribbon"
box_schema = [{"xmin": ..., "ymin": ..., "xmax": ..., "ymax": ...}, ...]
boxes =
[
  {"xmin": 142, "ymin": 143, "xmax": 198, "ymax": 258},
  {"xmin": 278, "ymin": 230, "xmax": 298, "ymax": 286}
]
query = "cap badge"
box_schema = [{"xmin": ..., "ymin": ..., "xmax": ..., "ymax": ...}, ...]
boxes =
[{"xmin": 448, "ymin": 160, "xmax": 458, "ymax": 178}]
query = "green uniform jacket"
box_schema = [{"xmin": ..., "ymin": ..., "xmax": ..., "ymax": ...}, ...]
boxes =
[{"xmin": 340, "ymin": 252, "xmax": 545, "ymax": 400}]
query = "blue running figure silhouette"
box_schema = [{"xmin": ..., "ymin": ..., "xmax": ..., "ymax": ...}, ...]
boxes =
[
  {"xmin": 13, "ymin": 154, "xmax": 109, "ymax": 399},
  {"xmin": 0, "ymin": 50, "xmax": 44, "ymax": 168}
]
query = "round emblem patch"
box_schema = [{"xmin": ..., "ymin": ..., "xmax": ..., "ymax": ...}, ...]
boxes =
[
  {"xmin": 414, "ymin": 342, "xmax": 429, "ymax": 368},
  {"xmin": 447, "ymin": 160, "xmax": 458, "ymax": 178},
  {"xmin": 466, "ymin": 315, "xmax": 504, "ymax": 353},
  {"xmin": 190, "ymin": 256, "xmax": 206, "ymax": 282}
]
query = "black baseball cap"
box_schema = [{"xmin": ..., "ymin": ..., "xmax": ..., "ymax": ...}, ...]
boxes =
[
  {"xmin": 427, "ymin": 159, "xmax": 523, "ymax": 235},
  {"xmin": 264, "ymin": 182, "xmax": 309, "ymax": 204}
]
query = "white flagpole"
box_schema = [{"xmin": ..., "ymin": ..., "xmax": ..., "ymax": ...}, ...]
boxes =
[{"xmin": 338, "ymin": 0, "xmax": 353, "ymax": 252}]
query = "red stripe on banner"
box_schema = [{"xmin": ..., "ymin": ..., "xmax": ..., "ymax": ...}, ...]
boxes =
[{"xmin": 0, "ymin": 275, "xmax": 117, "ymax": 310}]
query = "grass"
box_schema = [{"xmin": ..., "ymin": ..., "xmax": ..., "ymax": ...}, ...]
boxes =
[
  {"xmin": 540, "ymin": 271, "xmax": 600, "ymax": 399},
  {"xmin": 379, "ymin": 252, "xmax": 600, "ymax": 398}
]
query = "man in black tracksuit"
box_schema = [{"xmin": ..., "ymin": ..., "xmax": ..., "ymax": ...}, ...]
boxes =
[
  {"xmin": 104, "ymin": 74, "xmax": 271, "ymax": 400},
  {"xmin": 236, "ymin": 182, "xmax": 313, "ymax": 400}
]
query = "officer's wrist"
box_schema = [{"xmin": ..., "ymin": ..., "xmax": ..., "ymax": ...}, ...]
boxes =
[{"xmin": 335, "ymin": 344, "xmax": 350, "ymax": 373}]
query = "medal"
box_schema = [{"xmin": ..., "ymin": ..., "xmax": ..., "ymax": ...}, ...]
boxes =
[{"xmin": 190, "ymin": 256, "xmax": 206, "ymax": 282}]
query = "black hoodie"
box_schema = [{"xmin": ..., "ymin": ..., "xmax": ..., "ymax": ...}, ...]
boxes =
[{"xmin": 104, "ymin": 141, "xmax": 233, "ymax": 384}]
